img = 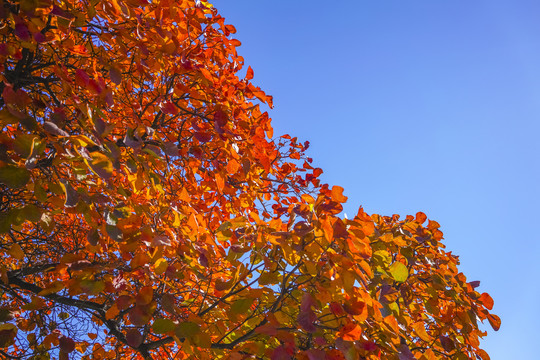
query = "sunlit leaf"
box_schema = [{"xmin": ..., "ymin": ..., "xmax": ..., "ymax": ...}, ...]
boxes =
[
  {"xmin": 0, "ymin": 2, "xmax": 498, "ymax": 359},
  {"xmin": 479, "ymin": 292, "xmax": 494, "ymax": 310},
  {"xmin": 389, "ymin": 261, "xmax": 408, "ymax": 282},
  {"xmin": 487, "ymin": 313, "xmax": 501, "ymax": 331}
]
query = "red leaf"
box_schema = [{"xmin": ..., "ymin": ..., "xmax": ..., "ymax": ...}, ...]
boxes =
[
  {"xmin": 361, "ymin": 341, "xmax": 378, "ymax": 352},
  {"xmin": 397, "ymin": 344, "xmax": 415, "ymax": 360},
  {"xmin": 297, "ymin": 308, "xmax": 317, "ymax": 333},
  {"xmin": 51, "ymin": 5, "xmax": 75, "ymax": 19},
  {"xmin": 117, "ymin": 295, "xmax": 133, "ymax": 311},
  {"xmin": 330, "ymin": 302, "xmax": 345, "ymax": 316},
  {"xmin": 343, "ymin": 300, "xmax": 365, "ymax": 316},
  {"xmin": 271, "ymin": 344, "xmax": 294, "ymax": 360},
  {"xmin": 75, "ymin": 69, "xmax": 90, "ymax": 86},
  {"xmin": 198, "ymin": 252, "xmax": 209, "ymax": 267},
  {"xmin": 14, "ymin": 23, "xmax": 31, "ymax": 41},
  {"xmin": 300, "ymin": 292, "xmax": 316, "ymax": 311},
  {"xmin": 325, "ymin": 349, "xmax": 345, "ymax": 360},
  {"xmin": 129, "ymin": 306, "xmax": 151, "ymax": 326},
  {"xmin": 109, "ymin": 67, "xmax": 122, "ymax": 84},
  {"xmin": 87, "ymin": 229, "xmax": 99, "ymax": 246},
  {"xmin": 126, "ymin": 328, "xmax": 143, "ymax": 347},
  {"xmin": 160, "ymin": 101, "xmax": 178, "ymax": 115},
  {"xmin": 439, "ymin": 335, "xmax": 454, "ymax": 352},
  {"xmin": 194, "ymin": 131, "xmax": 212, "ymax": 143},
  {"xmin": 34, "ymin": 32, "xmax": 47, "ymax": 43},
  {"xmin": 162, "ymin": 142, "xmax": 179, "ymax": 157},
  {"xmin": 59, "ymin": 336, "xmax": 75, "ymax": 353},
  {"xmin": 304, "ymin": 349, "xmax": 325, "ymax": 360},
  {"xmin": 214, "ymin": 110, "xmax": 227, "ymax": 127}
]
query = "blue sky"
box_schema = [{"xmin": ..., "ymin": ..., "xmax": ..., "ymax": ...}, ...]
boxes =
[{"xmin": 213, "ymin": 1, "xmax": 540, "ymax": 359}]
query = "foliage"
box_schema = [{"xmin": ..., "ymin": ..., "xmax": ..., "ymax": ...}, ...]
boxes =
[{"xmin": 0, "ymin": 0, "xmax": 499, "ymax": 359}]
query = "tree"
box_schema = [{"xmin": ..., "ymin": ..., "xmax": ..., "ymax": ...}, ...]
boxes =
[{"xmin": 0, "ymin": 1, "xmax": 499, "ymax": 359}]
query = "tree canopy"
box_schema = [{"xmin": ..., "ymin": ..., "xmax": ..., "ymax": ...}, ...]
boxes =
[{"xmin": 0, "ymin": 0, "xmax": 499, "ymax": 359}]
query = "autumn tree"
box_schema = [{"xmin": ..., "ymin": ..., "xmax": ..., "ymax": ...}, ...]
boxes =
[{"xmin": 0, "ymin": 1, "xmax": 499, "ymax": 359}]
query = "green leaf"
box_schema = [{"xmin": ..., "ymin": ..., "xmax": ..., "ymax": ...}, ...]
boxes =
[
  {"xmin": 217, "ymin": 221, "xmax": 231, "ymax": 232},
  {"xmin": 258, "ymin": 271, "xmax": 279, "ymax": 286},
  {"xmin": 106, "ymin": 224, "xmax": 123, "ymax": 242},
  {"xmin": 0, "ymin": 165, "xmax": 30, "ymax": 188},
  {"xmin": 0, "ymin": 323, "xmax": 17, "ymax": 348},
  {"xmin": 175, "ymin": 322, "xmax": 200, "ymax": 339},
  {"xmin": 0, "ymin": 211, "xmax": 14, "ymax": 233},
  {"xmin": 152, "ymin": 318, "xmax": 176, "ymax": 334},
  {"xmin": 389, "ymin": 261, "xmax": 408, "ymax": 283},
  {"xmin": 19, "ymin": 204, "xmax": 42, "ymax": 223},
  {"xmin": 0, "ymin": 109, "xmax": 19, "ymax": 125},
  {"xmin": 13, "ymin": 134, "xmax": 35, "ymax": 158},
  {"xmin": 231, "ymin": 298, "xmax": 253, "ymax": 315}
]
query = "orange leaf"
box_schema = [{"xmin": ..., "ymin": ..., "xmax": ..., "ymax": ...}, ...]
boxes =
[
  {"xmin": 331, "ymin": 185, "xmax": 348, "ymax": 203},
  {"xmin": 325, "ymin": 349, "xmax": 346, "ymax": 360},
  {"xmin": 226, "ymin": 159, "xmax": 240, "ymax": 174},
  {"xmin": 245, "ymin": 66, "xmax": 254, "ymax": 80},
  {"xmin": 7, "ymin": 244, "xmax": 24, "ymax": 260},
  {"xmin": 479, "ymin": 293, "xmax": 494, "ymax": 310},
  {"xmin": 487, "ymin": 313, "xmax": 501, "ymax": 331},
  {"xmin": 339, "ymin": 323, "xmax": 362, "ymax": 341},
  {"xmin": 415, "ymin": 212, "xmax": 427, "ymax": 224}
]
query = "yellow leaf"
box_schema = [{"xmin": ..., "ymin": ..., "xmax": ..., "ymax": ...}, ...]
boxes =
[
  {"xmin": 412, "ymin": 322, "xmax": 431, "ymax": 342},
  {"xmin": 154, "ymin": 258, "xmax": 168, "ymax": 275},
  {"xmin": 86, "ymin": 152, "xmax": 113, "ymax": 180}
]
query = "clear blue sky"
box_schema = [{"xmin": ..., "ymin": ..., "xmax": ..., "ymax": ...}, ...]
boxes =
[{"xmin": 213, "ymin": 1, "xmax": 540, "ymax": 359}]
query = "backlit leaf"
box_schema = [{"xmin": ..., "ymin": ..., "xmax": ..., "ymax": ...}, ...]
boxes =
[
  {"xmin": 7, "ymin": 243, "xmax": 24, "ymax": 260},
  {"xmin": 389, "ymin": 261, "xmax": 408, "ymax": 282},
  {"xmin": 331, "ymin": 185, "xmax": 348, "ymax": 203},
  {"xmin": 479, "ymin": 292, "xmax": 494, "ymax": 310},
  {"xmin": 175, "ymin": 322, "xmax": 200, "ymax": 339},
  {"xmin": 0, "ymin": 2, "xmax": 498, "ymax": 359},
  {"xmin": 487, "ymin": 313, "xmax": 501, "ymax": 331},
  {"xmin": 231, "ymin": 298, "xmax": 253, "ymax": 315},
  {"xmin": 153, "ymin": 318, "xmax": 176, "ymax": 334}
]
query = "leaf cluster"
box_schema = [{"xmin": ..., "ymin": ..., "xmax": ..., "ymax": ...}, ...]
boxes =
[{"xmin": 0, "ymin": 1, "xmax": 498, "ymax": 359}]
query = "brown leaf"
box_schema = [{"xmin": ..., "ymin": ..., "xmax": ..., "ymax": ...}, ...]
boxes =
[{"xmin": 43, "ymin": 121, "xmax": 69, "ymax": 137}]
